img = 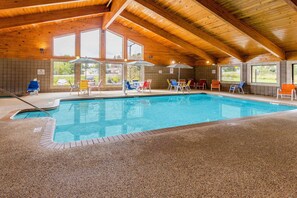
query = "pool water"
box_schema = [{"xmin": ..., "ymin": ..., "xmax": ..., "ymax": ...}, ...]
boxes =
[{"xmin": 14, "ymin": 94, "xmax": 296, "ymax": 143}]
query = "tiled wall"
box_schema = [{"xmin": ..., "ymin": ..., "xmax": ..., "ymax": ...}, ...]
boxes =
[
  {"xmin": 145, "ymin": 65, "xmax": 195, "ymax": 89},
  {"xmin": 0, "ymin": 58, "xmax": 51, "ymax": 96},
  {"xmin": 194, "ymin": 65, "xmax": 217, "ymax": 89}
]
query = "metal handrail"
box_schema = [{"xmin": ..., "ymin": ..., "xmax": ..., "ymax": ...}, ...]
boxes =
[{"xmin": 0, "ymin": 88, "xmax": 51, "ymax": 117}]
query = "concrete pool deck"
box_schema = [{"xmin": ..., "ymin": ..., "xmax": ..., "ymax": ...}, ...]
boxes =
[{"xmin": 1, "ymin": 90, "xmax": 297, "ymax": 197}]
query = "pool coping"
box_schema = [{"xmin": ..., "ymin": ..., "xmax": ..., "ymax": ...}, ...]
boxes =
[
  {"xmin": 38, "ymin": 108, "xmax": 297, "ymax": 149},
  {"xmin": 3, "ymin": 92, "xmax": 297, "ymax": 149}
]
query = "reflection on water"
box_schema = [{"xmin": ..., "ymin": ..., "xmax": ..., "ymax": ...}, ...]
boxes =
[{"xmin": 14, "ymin": 95, "xmax": 296, "ymax": 143}]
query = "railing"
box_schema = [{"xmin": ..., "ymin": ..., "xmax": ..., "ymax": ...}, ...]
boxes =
[{"xmin": 0, "ymin": 88, "xmax": 51, "ymax": 117}]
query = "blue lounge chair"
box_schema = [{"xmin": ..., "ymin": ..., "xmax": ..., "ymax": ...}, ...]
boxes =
[
  {"xmin": 229, "ymin": 81, "xmax": 245, "ymax": 94},
  {"xmin": 27, "ymin": 80, "xmax": 40, "ymax": 95},
  {"xmin": 125, "ymin": 81, "xmax": 136, "ymax": 90},
  {"xmin": 170, "ymin": 79, "xmax": 182, "ymax": 92}
]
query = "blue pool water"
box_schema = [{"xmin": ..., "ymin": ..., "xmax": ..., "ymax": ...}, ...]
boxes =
[{"xmin": 14, "ymin": 94, "xmax": 296, "ymax": 143}]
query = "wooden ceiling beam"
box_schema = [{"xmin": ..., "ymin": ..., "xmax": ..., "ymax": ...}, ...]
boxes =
[
  {"xmin": 102, "ymin": 0, "xmax": 133, "ymax": 30},
  {"xmin": 135, "ymin": 0, "xmax": 245, "ymax": 62},
  {"xmin": 283, "ymin": 0, "xmax": 297, "ymax": 12},
  {"xmin": 194, "ymin": 0, "xmax": 286, "ymax": 60},
  {"xmin": 0, "ymin": 5, "xmax": 110, "ymax": 30},
  {"xmin": 120, "ymin": 11, "xmax": 216, "ymax": 64},
  {"xmin": 0, "ymin": 0, "xmax": 87, "ymax": 10}
]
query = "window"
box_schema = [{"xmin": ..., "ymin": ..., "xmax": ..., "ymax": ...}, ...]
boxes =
[
  {"xmin": 220, "ymin": 66, "xmax": 240, "ymax": 82},
  {"xmin": 81, "ymin": 29, "xmax": 100, "ymax": 58},
  {"xmin": 52, "ymin": 61, "xmax": 75, "ymax": 86},
  {"xmin": 106, "ymin": 31, "xmax": 123, "ymax": 59},
  {"xmin": 53, "ymin": 34, "xmax": 75, "ymax": 57},
  {"xmin": 251, "ymin": 65, "xmax": 277, "ymax": 84},
  {"xmin": 127, "ymin": 40, "xmax": 143, "ymax": 60},
  {"xmin": 81, "ymin": 63, "xmax": 100, "ymax": 83},
  {"xmin": 292, "ymin": 64, "xmax": 297, "ymax": 84},
  {"xmin": 106, "ymin": 63, "xmax": 122, "ymax": 85},
  {"xmin": 127, "ymin": 65, "xmax": 143, "ymax": 81}
]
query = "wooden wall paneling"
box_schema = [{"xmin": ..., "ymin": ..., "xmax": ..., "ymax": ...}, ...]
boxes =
[
  {"xmin": 120, "ymin": 11, "xmax": 216, "ymax": 64},
  {"xmin": 194, "ymin": 0, "xmax": 286, "ymax": 60}
]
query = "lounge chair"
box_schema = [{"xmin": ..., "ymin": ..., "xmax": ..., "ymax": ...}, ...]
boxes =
[
  {"xmin": 78, "ymin": 80, "xmax": 89, "ymax": 95},
  {"xmin": 69, "ymin": 81, "xmax": 79, "ymax": 95},
  {"xmin": 277, "ymin": 84, "xmax": 296, "ymax": 101},
  {"xmin": 167, "ymin": 79, "xmax": 172, "ymax": 90},
  {"xmin": 229, "ymin": 81, "xmax": 246, "ymax": 94},
  {"xmin": 137, "ymin": 81, "xmax": 151, "ymax": 93},
  {"xmin": 188, "ymin": 79, "xmax": 196, "ymax": 89},
  {"xmin": 125, "ymin": 80, "xmax": 137, "ymax": 90},
  {"xmin": 182, "ymin": 80, "xmax": 191, "ymax": 92},
  {"xmin": 196, "ymin": 79, "xmax": 207, "ymax": 90},
  {"xmin": 211, "ymin": 80, "xmax": 220, "ymax": 91},
  {"xmin": 27, "ymin": 80, "xmax": 40, "ymax": 95},
  {"xmin": 147, "ymin": 79, "xmax": 152, "ymax": 90},
  {"xmin": 170, "ymin": 79, "xmax": 182, "ymax": 92},
  {"xmin": 89, "ymin": 80, "xmax": 102, "ymax": 95}
]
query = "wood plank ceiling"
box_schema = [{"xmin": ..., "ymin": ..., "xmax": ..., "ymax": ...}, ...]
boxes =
[{"xmin": 0, "ymin": 0, "xmax": 297, "ymax": 63}]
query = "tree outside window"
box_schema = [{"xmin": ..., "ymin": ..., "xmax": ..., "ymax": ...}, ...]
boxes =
[
  {"xmin": 251, "ymin": 65, "xmax": 277, "ymax": 84},
  {"xmin": 221, "ymin": 66, "xmax": 240, "ymax": 82},
  {"xmin": 81, "ymin": 63, "xmax": 100, "ymax": 83},
  {"xmin": 106, "ymin": 63, "xmax": 122, "ymax": 85},
  {"xmin": 52, "ymin": 61, "xmax": 75, "ymax": 86}
]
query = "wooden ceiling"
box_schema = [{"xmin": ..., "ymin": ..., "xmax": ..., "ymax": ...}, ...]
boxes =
[{"xmin": 0, "ymin": 0, "xmax": 297, "ymax": 63}]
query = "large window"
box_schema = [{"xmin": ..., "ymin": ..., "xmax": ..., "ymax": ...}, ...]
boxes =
[
  {"xmin": 106, "ymin": 31, "xmax": 123, "ymax": 59},
  {"xmin": 127, "ymin": 65, "xmax": 143, "ymax": 81},
  {"xmin": 127, "ymin": 40, "xmax": 143, "ymax": 60},
  {"xmin": 106, "ymin": 63, "xmax": 122, "ymax": 85},
  {"xmin": 53, "ymin": 34, "xmax": 75, "ymax": 57},
  {"xmin": 52, "ymin": 61, "xmax": 75, "ymax": 86},
  {"xmin": 251, "ymin": 65, "xmax": 277, "ymax": 84},
  {"xmin": 220, "ymin": 66, "xmax": 240, "ymax": 82},
  {"xmin": 293, "ymin": 64, "xmax": 297, "ymax": 84},
  {"xmin": 81, "ymin": 63, "xmax": 100, "ymax": 83},
  {"xmin": 81, "ymin": 29, "xmax": 100, "ymax": 58}
]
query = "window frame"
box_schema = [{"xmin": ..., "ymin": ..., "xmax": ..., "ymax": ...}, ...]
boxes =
[
  {"xmin": 80, "ymin": 28, "xmax": 100, "ymax": 58},
  {"xmin": 247, "ymin": 62, "xmax": 280, "ymax": 86},
  {"xmin": 50, "ymin": 59, "xmax": 76, "ymax": 89},
  {"xmin": 218, "ymin": 64, "xmax": 242, "ymax": 83},
  {"xmin": 105, "ymin": 63, "xmax": 123, "ymax": 86},
  {"xmin": 286, "ymin": 61, "xmax": 297, "ymax": 84},
  {"xmin": 53, "ymin": 33, "xmax": 76, "ymax": 58},
  {"xmin": 105, "ymin": 30, "xmax": 124, "ymax": 60},
  {"xmin": 127, "ymin": 39, "xmax": 144, "ymax": 60}
]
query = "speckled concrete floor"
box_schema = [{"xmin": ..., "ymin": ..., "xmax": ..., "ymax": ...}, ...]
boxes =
[{"xmin": 1, "ymin": 91, "xmax": 297, "ymax": 197}]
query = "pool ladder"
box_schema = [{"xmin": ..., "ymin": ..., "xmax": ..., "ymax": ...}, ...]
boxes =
[{"xmin": 0, "ymin": 88, "xmax": 51, "ymax": 117}]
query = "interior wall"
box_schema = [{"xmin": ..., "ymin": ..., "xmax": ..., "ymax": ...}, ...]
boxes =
[
  {"xmin": 0, "ymin": 16, "xmax": 196, "ymax": 95},
  {"xmin": 195, "ymin": 61, "xmax": 292, "ymax": 97}
]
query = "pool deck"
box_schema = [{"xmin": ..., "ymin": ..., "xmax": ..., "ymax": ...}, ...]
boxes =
[{"xmin": 1, "ymin": 90, "xmax": 297, "ymax": 197}]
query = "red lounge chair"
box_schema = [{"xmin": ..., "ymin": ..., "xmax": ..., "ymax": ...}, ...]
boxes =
[
  {"xmin": 197, "ymin": 79, "xmax": 207, "ymax": 90},
  {"xmin": 137, "ymin": 81, "xmax": 151, "ymax": 93}
]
